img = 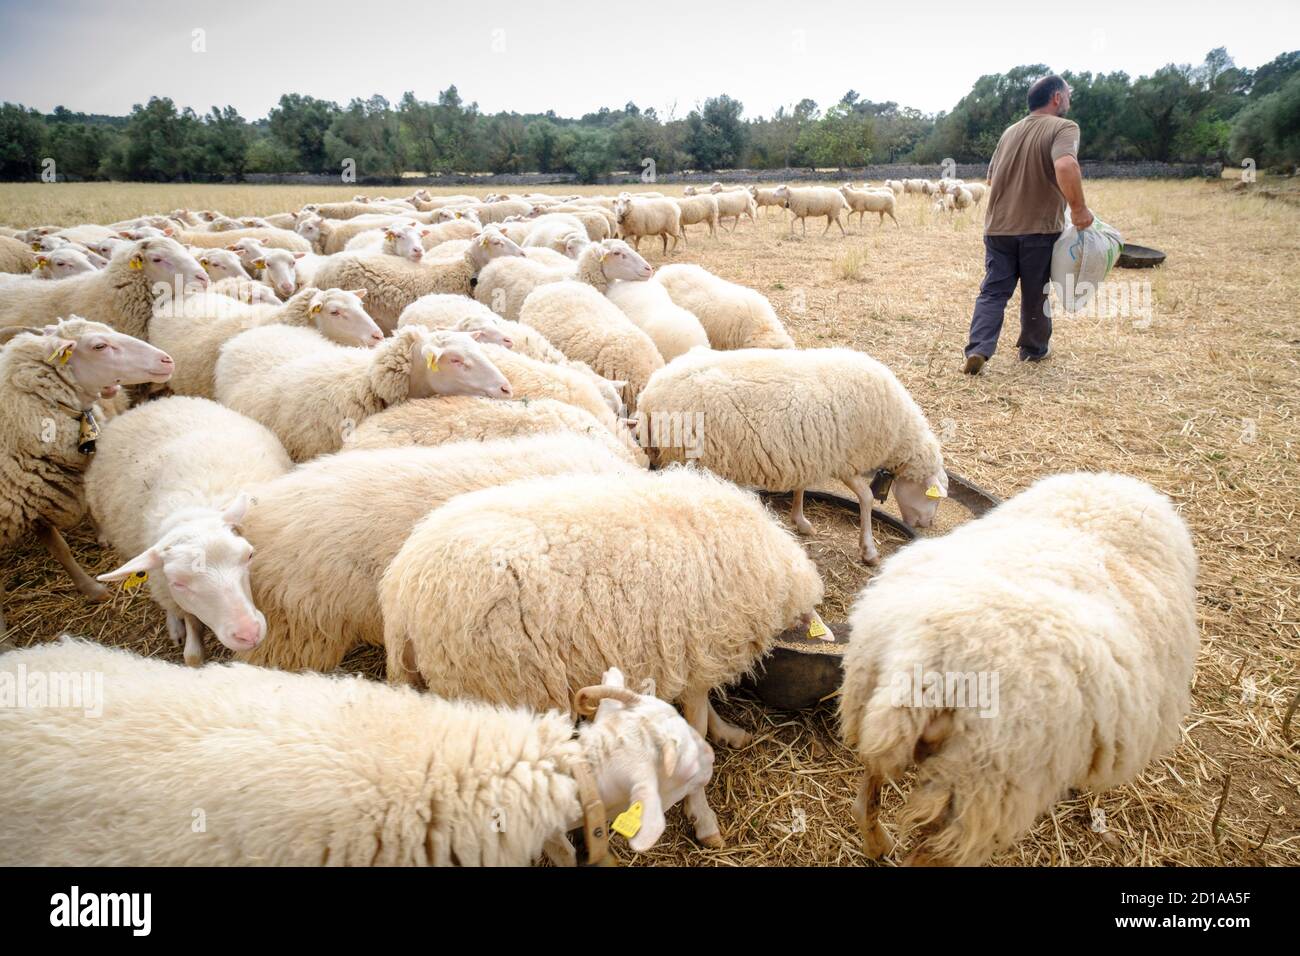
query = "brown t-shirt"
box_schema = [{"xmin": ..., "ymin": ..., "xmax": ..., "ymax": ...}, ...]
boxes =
[{"xmin": 983, "ymin": 113, "xmax": 1080, "ymax": 236}]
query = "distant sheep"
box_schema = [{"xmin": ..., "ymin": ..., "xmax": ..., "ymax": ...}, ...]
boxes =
[
  {"xmin": 674, "ymin": 195, "xmax": 719, "ymax": 242},
  {"xmin": 713, "ymin": 189, "xmax": 757, "ymax": 232},
  {"xmin": 614, "ymin": 195, "xmax": 682, "ymax": 254},
  {"xmin": 773, "ymin": 185, "xmax": 847, "ymax": 237},
  {"xmin": 840, "ymin": 185, "xmax": 900, "ymax": 227}
]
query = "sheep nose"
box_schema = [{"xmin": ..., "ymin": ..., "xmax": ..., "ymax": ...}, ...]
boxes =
[
  {"xmin": 499, "ymin": 383, "xmax": 513, "ymax": 397},
  {"xmin": 501, "ymin": 337, "xmax": 514, "ymax": 349}
]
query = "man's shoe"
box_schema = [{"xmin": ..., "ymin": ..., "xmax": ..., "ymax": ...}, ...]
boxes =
[
  {"xmin": 1019, "ymin": 344, "xmax": 1051, "ymax": 363},
  {"xmin": 962, "ymin": 354, "xmax": 986, "ymax": 375}
]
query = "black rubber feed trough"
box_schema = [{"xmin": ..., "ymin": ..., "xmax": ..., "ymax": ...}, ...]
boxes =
[
  {"xmin": 1116, "ymin": 243, "xmax": 1167, "ymax": 269},
  {"xmin": 746, "ymin": 471, "xmax": 1002, "ymax": 711}
]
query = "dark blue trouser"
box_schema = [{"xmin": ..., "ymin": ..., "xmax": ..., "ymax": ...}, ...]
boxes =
[{"xmin": 965, "ymin": 232, "xmax": 1059, "ymax": 360}]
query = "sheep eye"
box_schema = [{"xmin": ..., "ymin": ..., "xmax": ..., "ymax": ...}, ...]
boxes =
[
  {"xmin": 93, "ymin": 342, "xmax": 107, "ymax": 350},
  {"xmin": 330, "ymin": 309, "xmax": 339, "ymax": 315}
]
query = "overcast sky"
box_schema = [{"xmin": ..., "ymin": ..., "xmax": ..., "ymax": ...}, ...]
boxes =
[{"xmin": 1, "ymin": 0, "xmax": 1295, "ymax": 119}]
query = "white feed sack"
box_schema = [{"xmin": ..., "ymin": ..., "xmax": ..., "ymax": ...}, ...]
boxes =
[{"xmin": 1047, "ymin": 216, "xmax": 1124, "ymax": 316}]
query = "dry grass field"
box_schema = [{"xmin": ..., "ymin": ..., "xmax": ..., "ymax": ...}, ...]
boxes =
[{"xmin": 2, "ymin": 177, "xmax": 1298, "ymax": 866}]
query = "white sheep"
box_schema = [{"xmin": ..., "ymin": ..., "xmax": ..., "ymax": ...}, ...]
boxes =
[
  {"xmin": 0, "ymin": 319, "xmax": 174, "ymax": 633},
  {"xmin": 520, "ymin": 213, "xmax": 588, "ymax": 252},
  {"xmin": 605, "ymin": 278, "xmax": 710, "ymax": 362},
  {"xmin": 0, "ymin": 639, "xmax": 716, "ymax": 864},
  {"xmin": 748, "ymin": 186, "xmax": 786, "ymax": 218},
  {"xmin": 882, "ymin": 179, "xmax": 905, "ymax": 196},
  {"xmin": 840, "ymin": 185, "xmax": 900, "ymax": 227},
  {"xmin": 0, "ymin": 235, "xmax": 36, "ymax": 275},
  {"xmin": 381, "ymin": 467, "xmax": 826, "ymax": 757},
  {"xmin": 85, "ymin": 397, "xmax": 292, "ymax": 665},
  {"xmin": 150, "ymin": 287, "xmax": 383, "ymax": 398},
  {"xmin": 673, "ymin": 195, "xmax": 719, "ymax": 243},
  {"xmin": 477, "ymin": 343, "xmax": 627, "ymax": 431},
  {"xmin": 215, "ymin": 325, "xmax": 513, "ymax": 462},
  {"xmin": 961, "ymin": 182, "xmax": 987, "ymax": 204},
  {"xmin": 238, "ymin": 433, "xmax": 636, "ymax": 672},
  {"xmin": 179, "ymin": 227, "xmax": 311, "ymax": 254},
  {"xmin": 773, "ymin": 185, "xmax": 848, "ymax": 237},
  {"xmin": 193, "ymin": 247, "xmax": 252, "ymax": 284},
  {"xmin": 518, "ymin": 282, "xmax": 664, "ymax": 408},
  {"xmin": 474, "ymin": 238, "xmax": 650, "ymax": 322},
  {"xmin": 713, "ymin": 189, "xmax": 758, "ymax": 232},
  {"xmin": 613, "ymin": 195, "xmax": 682, "ymax": 254},
  {"xmin": 838, "ymin": 472, "xmax": 1199, "ymax": 866},
  {"xmin": 0, "ymin": 237, "xmax": 208, "ymax": 339},
  {"xmin": 636, "ymin": 347, "xmax": 949, "ymax": 564},
  {"xmin": 653, "ymin": 263, "xmax": 795, "ymax": 350},
  {"xmin": 341, "ymin": 222, "xmax": 429, "ymax": 262},
  {"xmin": 0, "ymin": 247, "xmax": 99, "ymax": 286}
]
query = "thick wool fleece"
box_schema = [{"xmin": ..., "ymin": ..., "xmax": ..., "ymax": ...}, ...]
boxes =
[
  {"xmin": 653, "ymin": 264, "xmax": 795, "ymax": 350},
  {"xmin": 0, "ymin": 243, "xmax": 163, "ymax": 338},
  {"xmin": 314, "ymin": 249, "xmax": 480, "ymax": 332},
  {"xmin": 477, "ymin": 343, "xmax": 623, "ymax": 434}
]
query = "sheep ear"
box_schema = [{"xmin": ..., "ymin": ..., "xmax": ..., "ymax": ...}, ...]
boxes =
[
  {"xmin": 97, "ymin": 548, "xmax": 163, "ymax": 583},
  {"xmin": 602, "ymin": 666, "xmax": 626, "ymax": 689},
  {"xmin": 467, "ymin": 329, "xmax": 488, "ymax": 341},
  {"xmin": 661, "ymin": 739, "xmax": 679, "ymax": 778},
  {"xmin": 925, "ymin": 472, "xmax": 949, "ymax": 499},
  {"xmin": 348, "ymin": 288, "xmax": 367, "ymax": 299},
  {"xmin": 220, "ymin": 492, "xmax": 252, "ymax": 526},
  {"xmin": 293, "ymin": 252, "xmax": 305, "ymax": 260}
]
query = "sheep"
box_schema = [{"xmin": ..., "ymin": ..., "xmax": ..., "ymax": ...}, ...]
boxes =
[
  {"xmin": 0, "ymin": 639, "xmax": 717, "ymax": 864},
  {"xmin": 343, "ymin": 394, "xmax": 647, "ymax": 466},
  {"xmin": 518, "ymin": 282, "xmax": 664, "ymax": 407},
  {"xmin": 193, "ymin": 247, "xmax": 252, "ymax": 284},
  {"xmin": 341, "ymin": 223, "xmax": 429, "ymax": 263},
  {"xmin": 244, "ymin": 247, "xmax": 303, "ymax": 299},
  {"xmin": 312, "ymin": 228, "xmax": 526, "ymax": 333},
  {"xmin": 477, "ymin": 343, "xmax": 626, "ymax": 430},
  {"xmin": 838, "ymin": 472, "xmax": 1199, "ymax": 866},
  {"xmin": 520, "ymin": 213, "xmax": 588, "ymax": 251},
  {"xmin": 653, "ymin": 263, "xmax": 795, "ymax": 350},
  {"xmin": 713, "ymin": 188, "xmax": 758, "ymax": 232},
  {"xmin": 381, "ymin": 467, "xmax": 826, "ymax": 757},
  {"xmin": 773, "ymin": 185, "xmax": 847, "ymax": 237},
  {"xmin": 238, "ymin": 433, "xmax": 635, "ymax": 672},
  {"xmin": 532, "ymin": 204, "xmax": 617, "ymax": 240},
  {"xmin": 210, "ymin": 277, "xmax": 283, "ymax": 306},
  {"xmin": 418, "ymin": 216, "xmax": 483, "ymax": 250},
  {"xmin": 0, "ymin": 319, "xmax": 174, "ymax": 634},
  {"xmin": 51, "ymin": 223, "xmax": 116, "ymax": 245},
  {"xmin": 748, "ymin": 185, "xmax": 786, "ymax": 218},
  {"xmin": 84, "ymin": 397, "xmax": 292, "ymax": 665},
  {"xmin": 932, "ymin": 192, "xmax": 956, "ymax": 214},
  {"xmin": 150, "ymin": 287, "xmax": 383, "ymax": 398},
  {"xmin": 840, "ymin": 184, "xmax": 900, "ymax": 227},
  {"xmin": 883, "ymin": 179, "xmax": 905, "ymax": 196},
  {"xmin": 636, "ymin": 347, "xmax": 948, "ymax": 564},
  {"xmin": 215, "ymin": 324, "xmax": 513, "ymax": 461},
  {"xmin": 0, "ymin": 237, "xmax": 208, "ymax": 338},
  {"xmin": 921, "ymin": 180, "xmax": 940, "ymax": 196},
  {"xmin": 301, "ymin": 213, "xmax": 421, "ymax": 255},
  {"xmin": 951, "ymin": 186, "xmax": 974, "ymax": 211},
  {"xmin": 396, "ymin": 294, "xmax": 626, "ymax": 415},
  {"xmin": 613, "ymin": 195, "xmax": 682, "ymax": 254},
  {"xmin": 605, "ymin": 279, "xmax": 710, "ymax": 363},
  {"xmin": 474, "ymin": 237, "xmax": 650, "ymax": 323},
  {"xmin": 902, "ymin": 179, "xmax": 927, "ymax": 195},
  {"xmin": 19, "ymin": 247, "xmax": 101, "ymax": 281},
  {"xmin": 961, "ymin": 182, "xmax": 987, "ymax": 204},
  {"xmin": 937, "ymin": 178, "xmax": 965, "ymax": 195},
  {"xmin": 179, "ymin": 227, "xmax": 311, "ymax": 253},
  {"xmin": 0, "ymin": 235, "xmax": 37, "ymax": 274},
  {"xmin": 262, "ymin": 212, "xmax": 299, "ymax": 229},
  {"xmin": 301, "ymin": 200, "xmax": 413, "ymax": 220},
  {"xmin": 673, "ymin": 195, "xmax": 719, "ymax": 243}
]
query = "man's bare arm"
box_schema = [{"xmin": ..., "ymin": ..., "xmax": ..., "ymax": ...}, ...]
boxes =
[{"xmin": 1054, "ymin": 154, "xmax": 1093, "ymax": 230}]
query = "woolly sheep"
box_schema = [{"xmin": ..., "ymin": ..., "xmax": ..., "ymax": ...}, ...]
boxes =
[
  {"xmin": 477, "ymin": 342, "xmax": 626, "ymax": 430},
  {"xmin": 520, "ymin": 213, "xmax": 588, "ymax": 251},
  {"xmin": 150, "ymin": 287, "xmax": 383, "ymax": 398},
  {"xmin": 0, "ymin": 235, "xmax": 37, "ymax": 275},
  {"xmin": 246, "ymin": 247, "xmax": 303, "ymax": 299},
  {"xmin": 0, "ymin": 238, "xmax": 208, "ymax": 339},
  {"xmin": 301, "ymin": 213, "xmax": 419, "ymax": 255},
  {"xmin": 712, "ymin": 189, "xmax": 757, "ymax": 232},
  {"xmin": 416, "ymin": 217, "xmax": 482, "ymax": 250},
  {"xmin": 0, "ymin": 639, "xmax": 716, "ymax": 864},
  {"xmin": 11, "ymin": 247, "xmax": 100, "ymax": 282},
  {"xmin": 673, "ymin": 194, "xmax": 719, "ymax": 243},
  {"xmin": 961, "ymin": 182, "xmax": 987, "ymax": 204},
  {"xmin": 951, "ymin": 186, "xmax": 975, "ymax": 210},
  {"xmin": 193, "ymin": 247, "xmax": 252, "ymax": 284},
  {"xmin": 215, "ymin": 324, "xmax": 512, "ymax": 461},
  {"xmin": 518, "ymin": 282, "xmax": 664, "ymax": 407},
  {"xmin": 302, "ymin": 200, "xmax": 413, "ymax": 220},
  {"xmin": 0, "ymin": 319, "xmax": 173, "ymax": 633},
  {"xmin": 605, "ymin": 278, "xmax": 710, "ymax": 362},
  {"xmin": 381, "ymin": 467, "xmax": 826, "ymax": 755},
  {"xmin": 653, "ymin": 263, "xmax": 795, "ymax": 350},
  {"xmin": 238, "ymin": 433, "xmax": 635, "ymax": 672},
  {"xmin": 179, "ymin": 227, "xmax": 310, "ymax": 253},
  {"xmin": 341, "ymin": 222, "xmax": 429, "ymax": 262},
  {"xmin": 85, "ymin": 397, "xmax": 292, "ymax": 664},
  {"xmin": 840, "ymin": 184, "xmax": 900, "ymax": 227},
  {"xmin": 882, "ymin": 179, "xmax": 905, "ymax": 196},
  {"xmin": 748, "ymin": 185, "xmax": 786, "ymax": 217},
  {"xmin": 636, "ymin": 347, "xmax": 949, "ymax": 564},
  {"xmin": 838, "ymin": 472, "xmax": 1199, "ymax": 866},
  {"xmin": 613, "ymin": 195, "xmax": 682, "ymax": 254},
  {"xmin": 342, "ymin": 394, "xmax": 646, "ymax": 466},
  {"xmin": 210, "ymin": 277, "xmax": 282, "ymax": 306},
  {"xmin": 474, "ymin": 238, "xmax": 650, "ymax": 322},
  {"xmin": 773, "ymin": 185, "xmax": 847, "ymax": 237}
]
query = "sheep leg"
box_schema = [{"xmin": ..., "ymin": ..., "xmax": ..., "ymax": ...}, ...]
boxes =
[
  {"xmin": 166, "ymin": 611, "xmax": 185, "ymax": 647},
  {"xmin": 821, "ymin": 216, "xmax": 832, "ymax": 236},
  {"xmin": 707, "ymin": 698, "xmax": 752, "ymax": 747},
  {"xmin": 543, "ymin": 833, "xmax": 577, "ymax": 867},
  {"xmin": 836, "ymin": 215, "xmax": 846, "ymax": 236},
  {"xmin": 890, "ymin": 211, "xmax": 900, "ymax": 228},
  {"xmin": 791, "ymin": 489, "xmax": 813, "ymax": 535},
  {"xmin": 852, "ymin": 771, "xmax": 895, "ymax": 859},
  {"xmin": 182, "ymin": 613, "xmax": 205, "ymax": 667},
  {"xmin": 35, "ymin": 522, "xmax": 107, "ymax": 601},
  {"xmin": 684, "ymin": 786, "xmax": 723, "ymax": 848},
  {"xmin": 660, "ymin": 233, "xmax": 668, "ymax": 255},
  {"xmin": 844, "ymin": 474, "xmax": 881, "ymax": 565}
]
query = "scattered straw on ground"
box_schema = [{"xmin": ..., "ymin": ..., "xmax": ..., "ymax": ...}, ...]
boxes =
[{"xmin": 2, "ymin": 177, "xmax": 1297, "ymax": 866}]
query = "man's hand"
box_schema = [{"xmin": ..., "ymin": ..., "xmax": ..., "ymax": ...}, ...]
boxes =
[{"xmin": 1071, "ymin": 206, "xmax": 1094, "ymax": 231}]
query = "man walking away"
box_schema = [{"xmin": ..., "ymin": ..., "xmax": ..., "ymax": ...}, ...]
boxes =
[{"xmin": 963, "ymin": 74, "xmax": 1093, "ymax": 374}]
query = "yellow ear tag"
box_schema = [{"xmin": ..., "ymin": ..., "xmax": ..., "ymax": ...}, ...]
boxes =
[
  {"xmin": 46, "ymin": 343, "xmax": 73, "ymax": 366},
  {"xmin": 309, "ymin": 303, "xmax": 322, "ymax": 315},
  {"xmin": 426, "ymin": 353, "xmax": 439, "ymax": 372},
  {"xmin": 926, "ymin": 484, "xmax": 943, "ymax": 499},
  {"xmin": 30, "ymin": 260, "xmax": 42, "ymax": 271},
  {"xmin": 122, "ymin": 570, "xmax": 148, "ymax": 591},
  {"xmin": 253, "ymin": 259, "xmax": 266, "ymax": 270},
  {"xmin": 31, "ymin": 242, "xmax": 42, "ymax": 251},
  {"xmin": 611, "ymin": 801, "xmax": 643, "ymax": 839},
  {"xmin": 128, "ymin": 256, "xmax": 143, "ymax": 270},
  {"xmin": 807, "ymin": 613, "xmax": 831, "ymax": 641}
]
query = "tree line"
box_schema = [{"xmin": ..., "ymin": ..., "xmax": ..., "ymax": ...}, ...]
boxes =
[{"xmin": 0, "ymin": 48, "xmax": 1295, "ymax": 184}]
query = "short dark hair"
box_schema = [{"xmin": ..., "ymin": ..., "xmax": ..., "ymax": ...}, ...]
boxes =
[{"xmin": 1027, "ymin": 75, "xmax": 1067, "ymax": 111}]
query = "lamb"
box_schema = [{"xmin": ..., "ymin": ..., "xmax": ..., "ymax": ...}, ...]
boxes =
[
  {"xmin": 150, "ymin": 287, "xmax": 383, "ymax": 398},
  {"xmin": 0, "ymin": 639, "xmax": 716, "ymax": 865},
  {"xmin": 381, "ymin": 467, "xmax": 827, "ymax": 758},
  {"xmin": 840, "ymin": 184, "xmax": 900, "ymax": 227},
  {"xmin": 605, "ymin": 279, "xmax": 710, "ymax": 362},
  {"xmin": 342, "ymin": 394, "xmax": 647, "ymax": 465},
  {"xmin": 0, "ymin": 235, "xmax": 37, "ymax": 274},
  {"xmin": 748, "ymin": 186, "xmax": 786, "ymax": 217},
  {"xmin": 475, "ymin": 237, "xmax": 651, "ymax": 322},
  {"xmin": 84, "ymin": 397, "xmax": 292, "ymax": 665},
  {"xmin": 238, "ymin": 433, "xmax": 635, "ymax": 672},
  {"xmin": 179, "ymin": 227, "xmax": 310, "ymax": 253},
  {"xmin": 713, "ymin": 188, "xmax": 758, "ymax": 232},
  {"xmin": 673, "ymin": 195, "xmax": 719, "ymax": 243},
  {"xmin": 215, "ymin": 324, "xmax": 513, "ymax": 461},
  {"xmin": 653, "ymin": 263, "xmax": 795, "ymax": 350},
  {"xmin": 396, "ymin": 294, "xmax": 625, "ymax": 415},
  {"xmin": 313, "ymin": 228, "xmax": 526, "ymax": 332},
  {"xmin": 838, "ymin": 472, "xmax": 1199, "ymax": 866},
  {"xmin": 636, "ymin": 347, "xmax": 949, "ymax": 564},
  {"xmin": 773, "ymin": 185, "xmax": 847, "ymax": 236},
  {"xmin": 0, "ymin": 237, "xmax": 208, "ymax": 339},
  {"xmin": 0, "ymin": 319, "xmax": 173, "ymax": 634},
  {"xmin": 518, "ymin": 281, "xmax": 665, "ymax": 407},
  {"xmin": 613, "ymin": 195, "xmax": 682, "ymax": 254}
]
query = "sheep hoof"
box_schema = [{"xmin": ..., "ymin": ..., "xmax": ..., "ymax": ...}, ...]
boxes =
[
  {"xmin": 183, "ymin": 648, "xmax": 205, "ymax": 668},
  {"xmin": 860, "ymin": 550, "xmax": 880, "ymax": 567},
  {"xmin": 83, "ymin": 582, "xmax": 110, "ymax": 603},
  {"xmin": 698, "ymin": 832, "xmax": 725, "ymax": 849},
  {"xmin": 794, "ymin": 517, "xmax": 813, "ymax": 535},
  {"xmin": 710, "ymin": 725, "xmax": 752, "ymax": 748},
  {"xmin": 861, "ymin": 825, "xmax": 895, "ymax": 860}
]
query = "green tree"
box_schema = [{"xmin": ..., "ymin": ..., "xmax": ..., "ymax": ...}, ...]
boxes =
[
  {"xmin": 0, "ymin": 103, "xmax": 47, "ymax": 179},
  {"xmin": 268, "ymin": 94, "xmax": 339, "ymax": 173},
  {"xmin": 685, "ymin": 95, "xmax": 746, "ymax": 170}
]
